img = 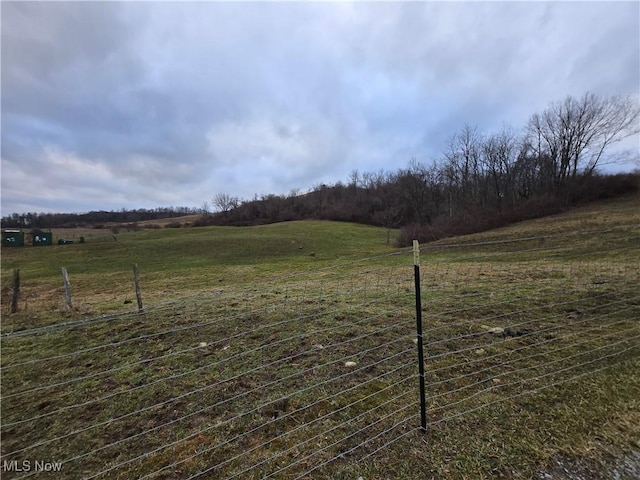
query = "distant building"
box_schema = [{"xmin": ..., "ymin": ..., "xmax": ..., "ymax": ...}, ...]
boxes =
[
  {"xmin": 33, "ymin": 232, "xmax": 53, "ymax": 246},
  {"xmin": 2, "ymin": 230, "xmax": 24, "ymax": 247}
]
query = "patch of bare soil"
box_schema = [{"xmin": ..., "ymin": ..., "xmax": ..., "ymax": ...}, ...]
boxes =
[{"xmin": 538, "ymin": 449, "xmax": 640, "ymax": 480}]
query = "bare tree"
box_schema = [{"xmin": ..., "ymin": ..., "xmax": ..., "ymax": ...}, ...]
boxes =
[
  {"xmin": 525, "ymin": 93, "xmax": 640, "ymax": 183},
  {"xmin": 481, "ymin": 125, "xmax": 519, "ymax": 209},
  {"xmin": 213, "ymin": 193, "xmax": 240, "ymax": 215},
  {"xmin": 287, "ymin": 188, "xmax": 300, "ymax": 198},
  {"xmin": 348, "ymin": 169, "xmax": 360, "ymax": 188},
  {"xmin": 442, "ymin": 124, "xmax": 484, "ymax": 212},
  {"xmin": 398, "ymin": 159, "xmax": 440, "ymax": 225}
]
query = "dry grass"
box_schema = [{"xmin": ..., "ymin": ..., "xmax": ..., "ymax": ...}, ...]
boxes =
[{"xmin": 1, "ymin": 194, "xmax": 638, "ymax": 479}]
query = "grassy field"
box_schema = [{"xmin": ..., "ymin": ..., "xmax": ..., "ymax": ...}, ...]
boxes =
[
  {"xmin": 1, "ymin": 221, "xmax": 395, "ymax": 329},
  {"xmin": 1, "ymin": 194, "xmax": 639, "ymax": 479}
]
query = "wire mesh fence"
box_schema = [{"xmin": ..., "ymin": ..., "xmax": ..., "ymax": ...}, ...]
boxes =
[{"xmin": 1, "ymin": 226, "xmax": 638, "ymax": 479}]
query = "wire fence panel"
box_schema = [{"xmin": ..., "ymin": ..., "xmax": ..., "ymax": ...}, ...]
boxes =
[
  {"xmin": 1, "ymin": 227, "xmax": 638, "ymax": 479},
  {"xmin": 417, "ymin": 229, "xmax": 640, "ymax": 438},
  {"xmin": 1, "ymin": 259, "xmax": 418, "ymax": 479}
]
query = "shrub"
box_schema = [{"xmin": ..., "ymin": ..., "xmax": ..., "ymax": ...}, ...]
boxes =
[
  {"xmin": 396, "ymin": 195, "xmax": 566, "ymax": 247},
  {"xmin": 567, "ymin": 173, "xmax": 639, "ymax": 203}
]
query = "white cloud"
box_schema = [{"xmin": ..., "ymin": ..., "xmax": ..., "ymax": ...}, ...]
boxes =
[
  {"xmin": 1, "ymin": 1, "xmax": 638, "ymax": 215},
  {"xmin": 207, "ymin": 120, "xmax": 308, "ymax": 168}
]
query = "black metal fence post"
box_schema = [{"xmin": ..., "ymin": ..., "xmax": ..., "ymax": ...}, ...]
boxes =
[{"xmin": 413, "ymin": 240, "xmax": 427, "ymax": 433}]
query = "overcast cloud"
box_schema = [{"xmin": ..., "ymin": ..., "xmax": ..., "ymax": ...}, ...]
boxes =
[{"xmin": 2, "ymin": 1, "xmax": 639, "ymax": 216}]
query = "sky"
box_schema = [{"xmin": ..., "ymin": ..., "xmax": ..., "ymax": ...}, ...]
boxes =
[{"xmin": 1, "ymin": 1, "xmax": 639, "ymax": 216}]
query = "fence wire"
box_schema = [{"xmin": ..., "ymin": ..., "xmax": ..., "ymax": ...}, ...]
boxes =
[{"xmin": 1, "ymin": 226, "xmax": 638, "ymax": 479}]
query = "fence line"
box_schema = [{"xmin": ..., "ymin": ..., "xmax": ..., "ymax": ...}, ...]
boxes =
[
  {"xmin": 5, "ymin": 334, "xmax": 413, "ymax": 461},
  {"xmin": 2, "ymin": 302, "xmax": 407, "ymax": 402},
  {"xmin": 78, "ymin": 358, "xmax": 416, "ymax": 480},
  {"xmin": 13, "ymin": 308, "xmax": 634, "ymax": 477},
  {"xmin": 1, "ymin": 276, "xmax": 409, "ymax": 371},
  {"xmin": 425, "ymin": 296, "xmax": 635, "ymax": 355},
  {"xmin": 425, "ymin": 311, "xmax": 637, "ymax": 380},
  {"xmin": 266, "ymin": 401, "xmax": 419, "ymax": 480},
  {"xmin": 357, "ymin": 352, "xmax": 635, "ymax": 465},
  {"xmin": 0, "ymin": 260, "xmax": 624, "ymax": 374},
  {"xmin": 1, "ymin": 227, "xmax": 638, "ymax": 479},
  {"xmin": 3, "ymin": 224, "xmax": 636, "ymax": 337},
  {"xmin": 427, "ymin": 332, "xmax": 639, "ymax": 411},
  {"xmin": 141, "ymin": 375, "xmax": 417, "ymax": 480}
]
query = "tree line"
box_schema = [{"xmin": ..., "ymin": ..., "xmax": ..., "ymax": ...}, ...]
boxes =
[
  {"xmin": 198, "ymin": 93, "xmax": 639, "ymax": 245},
  {"xmin": 3, "ymin": 93, "xmax": 638, "ymax": 243},
  {"xmin": 1, "ymin": 206, "xmax": 201, "ymax": 229}
]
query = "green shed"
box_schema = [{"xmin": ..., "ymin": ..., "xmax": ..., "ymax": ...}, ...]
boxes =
[
  {"xmin": 33, "ymin": 232, "xmax": 53, "ymax": 246},
  {"xmin": 3, "ymin": 230, "xmax": 24, "ymax": 247}
]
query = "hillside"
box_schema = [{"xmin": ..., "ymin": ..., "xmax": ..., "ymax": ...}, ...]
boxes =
[
  {"xmin": 2, "ymin": 194, "xmax": 639, "ymax": 321},
  {"xmin": 3, "ymin": 170, "xmax": 638, "ymax": 250},
  {"xmin": 1, "ymin": 194, "xmax": 638, "ymax": 479}
]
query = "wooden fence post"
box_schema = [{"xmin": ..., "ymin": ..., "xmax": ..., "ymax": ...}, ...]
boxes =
[
  {"xmin": 11, "ymin": 268, "xmax": 20, "ymax": 313},
  {"xmin": 133, "ymin": 263, "xmax": 143, "ymax": 312},
  {"xmin": 61, "ymin": 267, "xmax": 72, "ymax": 309}
]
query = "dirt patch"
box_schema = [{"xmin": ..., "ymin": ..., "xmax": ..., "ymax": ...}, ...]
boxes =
[{"xmin": 538, "ymin": 449, "xmax": 640, "ymax": 480}]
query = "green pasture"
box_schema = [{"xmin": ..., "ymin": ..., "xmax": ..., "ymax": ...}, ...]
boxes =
[
  {"xmin": 1, "ymin": 195, "xmax": 639, "ymax": 479},
  {"xmin": 1, "ymin": 221, "xmax": 399, "ymax": 325}
]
